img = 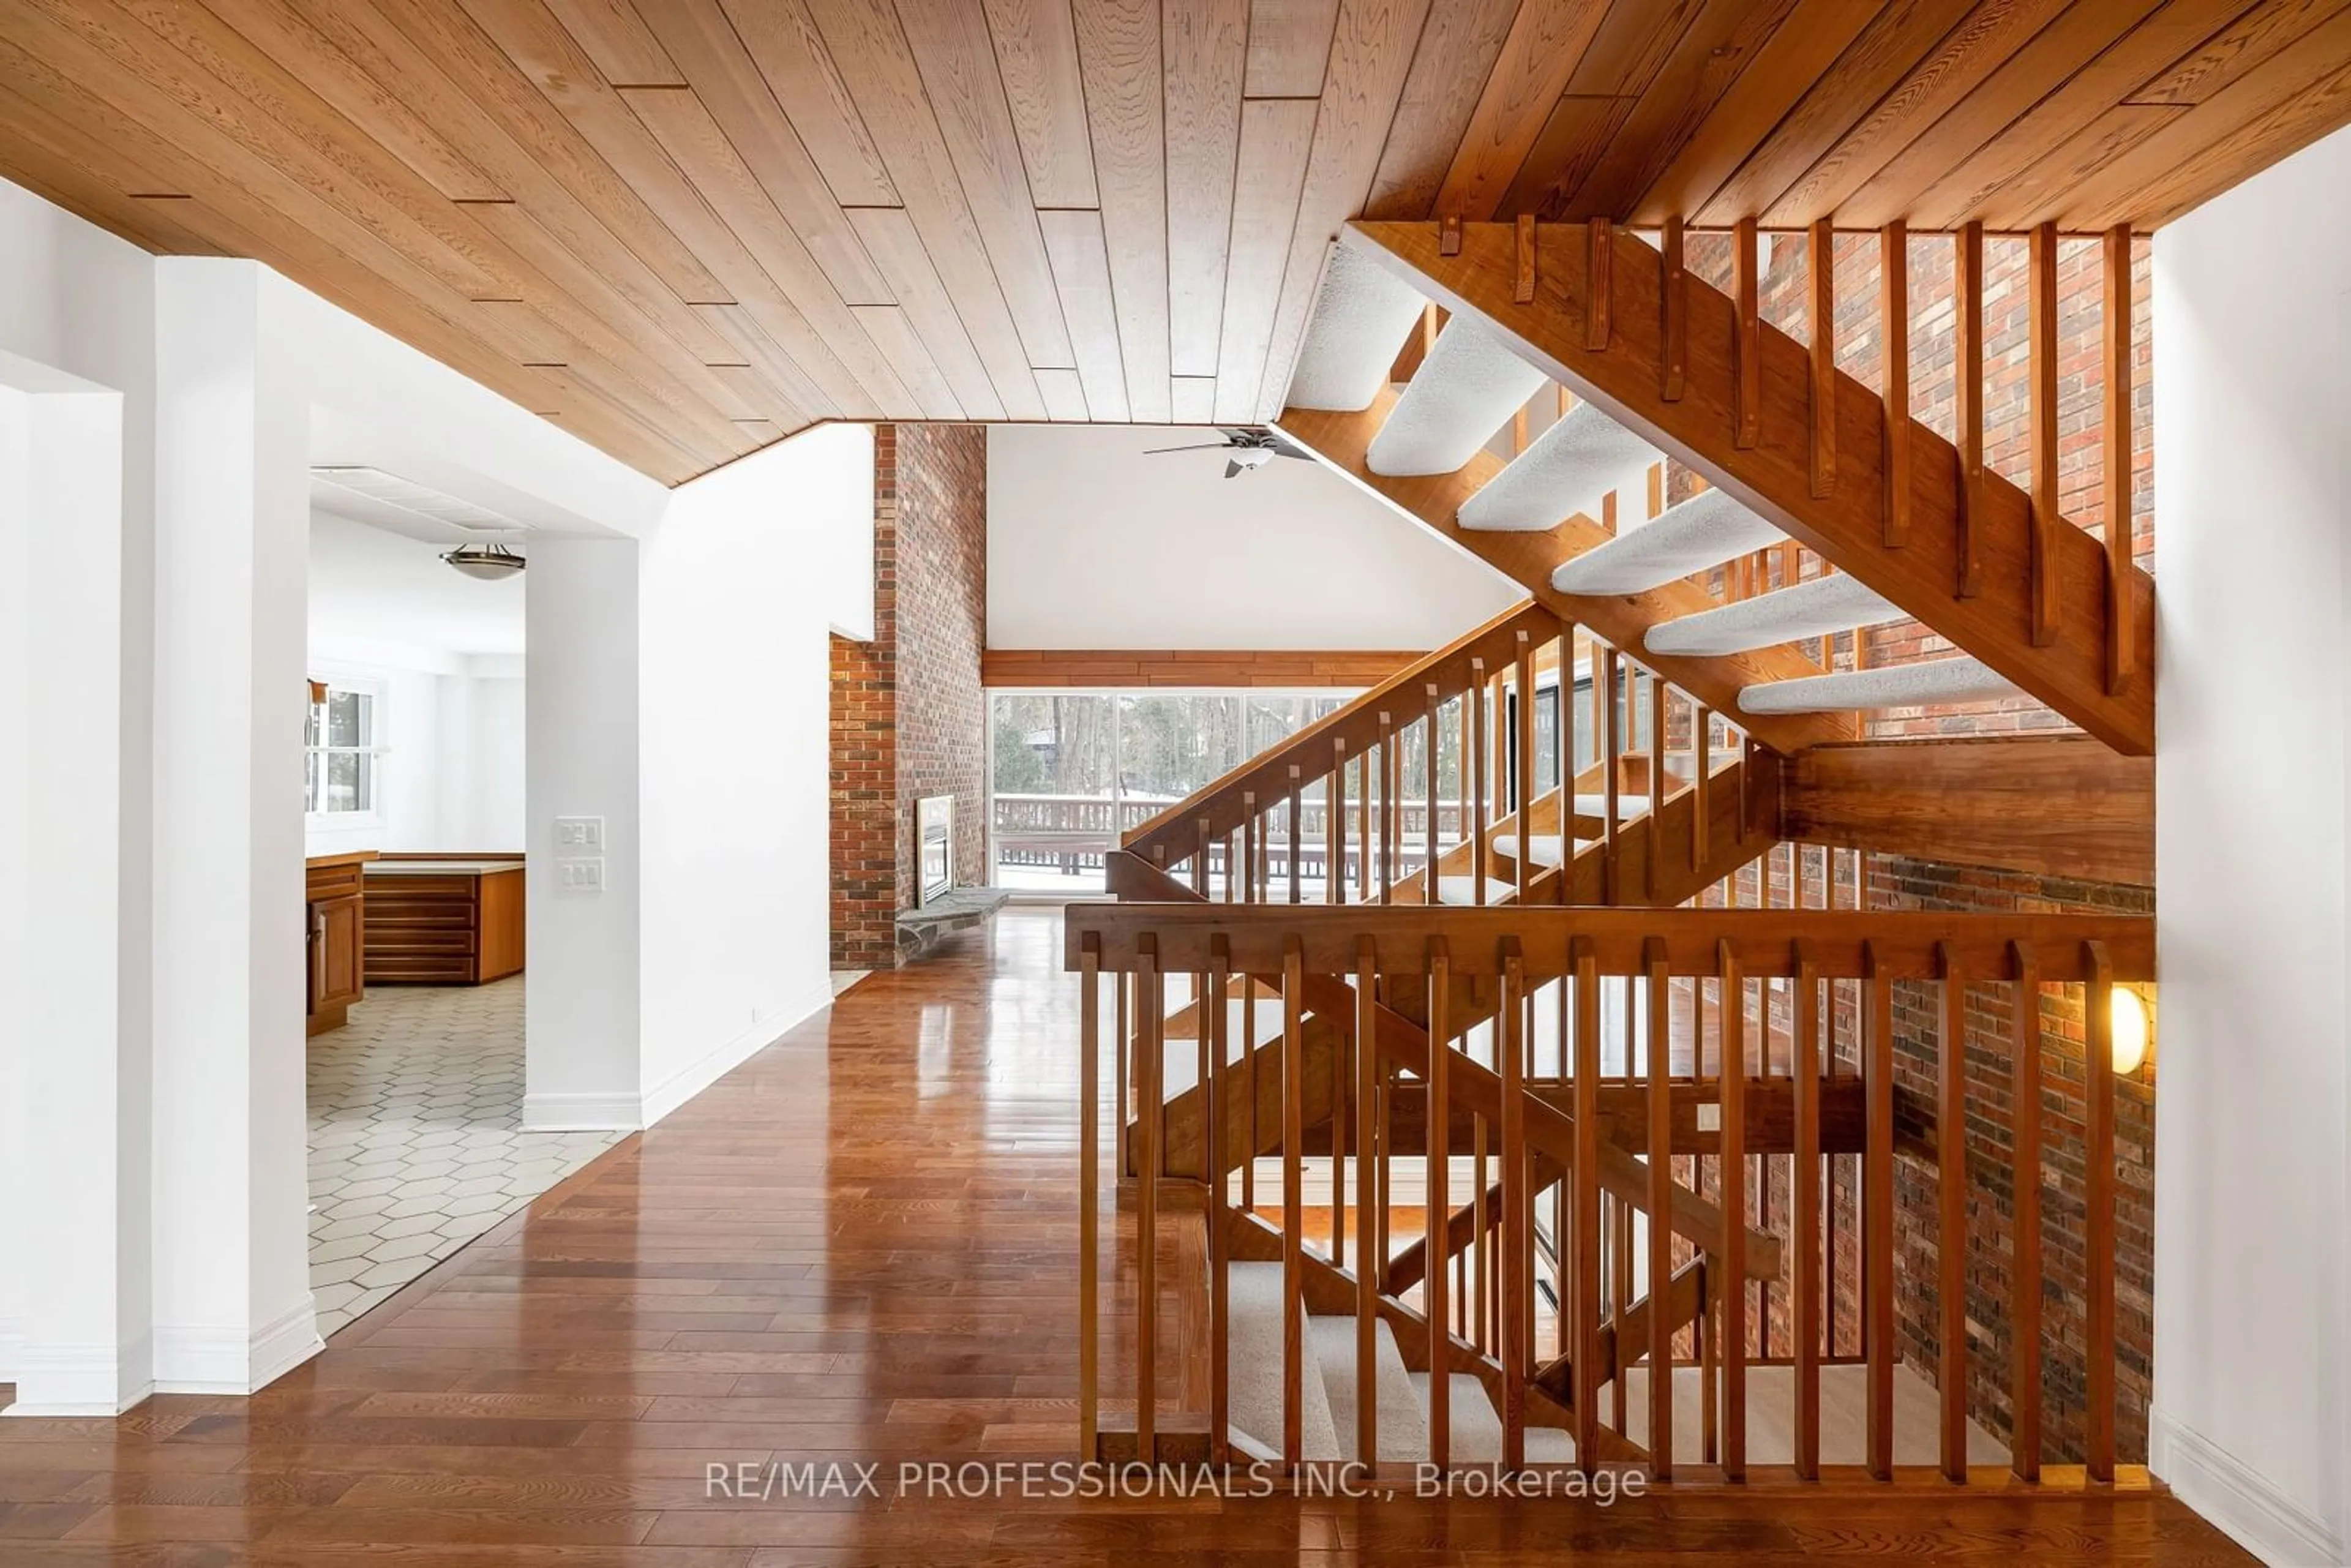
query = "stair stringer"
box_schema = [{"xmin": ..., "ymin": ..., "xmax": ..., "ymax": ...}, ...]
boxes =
[{"xmin": 1333, "ymin": 220, "xmax": 2155, "ymax": 756}]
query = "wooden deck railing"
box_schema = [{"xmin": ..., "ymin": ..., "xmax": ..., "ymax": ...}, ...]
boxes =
[{"xmin": 1071, "ymin": 902, "xmax": 2151, "ymax": 1483}]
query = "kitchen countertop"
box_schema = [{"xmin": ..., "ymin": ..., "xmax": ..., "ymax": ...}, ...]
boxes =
[{"xmin": 364, "ymin": 860, "xmax": 526, "ymax": 876}]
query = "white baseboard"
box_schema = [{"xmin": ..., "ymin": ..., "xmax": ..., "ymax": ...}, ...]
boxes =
[
  {"xmin": 523, "ymin": 1090, "xmax": 643, "ymax": 1131},
  {"xmin": 1, "ymin": 1338, "xmax": 155, "ymax": 1416},
  {"xmin": 2151, "ymin": 1408, "xmax": 2344, "ymax": 1566},
  {"xmin": 639, "ymin": 984, "xmax": 831, "ymax": 1130},
  {"xmin": 151, "ymin": 1297, "xmax": 323, "ymax": 1395}
]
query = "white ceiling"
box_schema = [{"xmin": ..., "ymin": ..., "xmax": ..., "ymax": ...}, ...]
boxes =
[{"xmin": 309, "ymin": 507, "xmax": 523, "ymax": 660}]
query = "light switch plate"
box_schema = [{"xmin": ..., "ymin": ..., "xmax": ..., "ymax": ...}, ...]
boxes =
[
  {"xmin": 557, "ymin": 856, "xmax": 604, "ymax": 895},
  {"xmin": 555, "ymin": 816, "xmax": 605, "ymax": 852}
]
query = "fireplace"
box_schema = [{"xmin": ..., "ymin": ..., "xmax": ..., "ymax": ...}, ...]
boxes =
[{"xmin": 914, "ymin": 794, "xmax": 956, "ymax": 907}]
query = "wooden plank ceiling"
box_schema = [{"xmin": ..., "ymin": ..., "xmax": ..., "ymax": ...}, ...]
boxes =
[{"xmin": 2, "ymin": 0, "xmax": 2346, "ymax": 484}]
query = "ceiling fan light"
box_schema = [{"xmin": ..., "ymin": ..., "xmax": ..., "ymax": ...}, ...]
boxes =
[{"xmin": 442, "ymin": 542, "xmax": 525, "ymax": 580}]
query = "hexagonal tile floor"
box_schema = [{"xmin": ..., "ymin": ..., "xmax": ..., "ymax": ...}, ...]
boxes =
[{"xmin": 307, "ymin": 978, "xmax": 620, "ymax": 1338}]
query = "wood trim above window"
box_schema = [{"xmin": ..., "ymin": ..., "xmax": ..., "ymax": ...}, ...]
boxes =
[{"xmin": 980, "ymin": 649, "xmax": 1420, "ymax": 689}]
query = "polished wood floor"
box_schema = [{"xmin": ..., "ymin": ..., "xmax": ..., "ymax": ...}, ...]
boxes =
[{"xmin": 0, "ymin": 910, "xmax": 2249, "ymax": 1563}]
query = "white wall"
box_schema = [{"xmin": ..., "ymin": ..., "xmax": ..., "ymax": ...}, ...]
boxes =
[
  {"xmin": 522, "ymin": 539, "xmax": 643, "ymax": 1130},
  {"xmin": 637, "ymin": 424, "xmax": 871, "ymax": 1125},
  {"xmin": 0, "ymin": 179, "xmax": 159, "ymax": 1414},
  {"xmin": 2154, "ymin": 122, "xmax": 2351, "ymax": 1565},
  {"xmin": 306, "ymin": 511, "xmax": 527, "ymax": 857},
  {"xmin": 987, "ymin": 424, "xmax": 1517, "ymax": 650},
  {"xmin": 0, "ymin": 388, "xmax": 24, "ymax": 1376}
]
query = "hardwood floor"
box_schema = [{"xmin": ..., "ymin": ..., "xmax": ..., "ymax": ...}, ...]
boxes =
[{"xmin": 0, "ymin": 909, "xmax": 2249, "ymax": 1563}]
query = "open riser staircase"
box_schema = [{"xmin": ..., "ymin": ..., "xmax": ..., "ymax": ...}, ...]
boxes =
[
  {"xmin": 1274, "ymin": 219, "xmax": 2156, "ymax": 759},
  {"xmin": 1073, "ymin": 904, "xmax": 2151, "ymax": 1488}
]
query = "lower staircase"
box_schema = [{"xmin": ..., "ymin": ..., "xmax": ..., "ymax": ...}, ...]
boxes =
[{"xmin": 1072, "ymin": 901, "xmax": 2154, "ymax": 1486}]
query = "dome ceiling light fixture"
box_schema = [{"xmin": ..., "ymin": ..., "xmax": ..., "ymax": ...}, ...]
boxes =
[{"xmin": 441, "ymin": 542, "xmax": 526, "ymax": 581}]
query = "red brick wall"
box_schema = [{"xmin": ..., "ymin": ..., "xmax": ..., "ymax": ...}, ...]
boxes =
[
  {"xmin": 1671, "ymin": 231, "xmax": 2158, "ymax": 1463},
  {"xmin": 828, "ymin": 424, "xmax": 989, "ymax": 968}
]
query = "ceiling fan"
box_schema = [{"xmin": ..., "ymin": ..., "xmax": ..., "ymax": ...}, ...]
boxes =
[{"xmin": 1142, "ymin": 428, "xmax": 1315, "ymax": 479}]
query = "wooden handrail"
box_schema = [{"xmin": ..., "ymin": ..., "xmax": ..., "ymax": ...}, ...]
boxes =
[{"xmin": 1067, "ymin": 903, "xmax": 2154, "ymax": 981}]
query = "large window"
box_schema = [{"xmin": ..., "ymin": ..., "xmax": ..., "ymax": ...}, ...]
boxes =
[
  {"xmin": 989, "ymin": 691, "xmax": 1352, "ymax": 897},
  {"xmin": 306, "ymin": 680, "xmax": 385, "ymax": 820}
]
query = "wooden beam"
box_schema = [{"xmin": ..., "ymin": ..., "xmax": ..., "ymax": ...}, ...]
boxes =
[
  {"xmin": 1954, "ymin": 222, "xmax": 1986, "ymax": 601},
  {"xmin": 981, "ymin": 647, "xmax": 1419, "ymax": 687},
  {"xmin": 2104, "ymin": 225, "xmax": 2137, "ymax": 694},
  {"xmin": 1778, "ymin": 736, "xmax": 2153, "ymax": 886},
  {"xmin": 2028, "ymin": 222, "xmax": 2060, "ymax": 647}
]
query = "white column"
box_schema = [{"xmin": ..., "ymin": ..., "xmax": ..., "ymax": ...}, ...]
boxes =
[
  {"xmin": 148, "ymin": 261, "xmax": 318, "ymax": 1392},
  {"xmin": 523, "ymin": 538, "xmax": 643, "ymax": 1128},
  {"xmin": 1, "ymin": 358, "xmax": 156, "ymax": 1414}
]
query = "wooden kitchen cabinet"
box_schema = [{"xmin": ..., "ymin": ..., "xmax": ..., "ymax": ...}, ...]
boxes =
[
  {"xmin": 363, "ymin": 856, "xmax": 525, "ymax": 985},
  {"xmin": 306, "ymin": 852, "xmax": 372, "ymax": 1036}
]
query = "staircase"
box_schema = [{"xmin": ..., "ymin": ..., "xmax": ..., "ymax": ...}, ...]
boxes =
[{"xmin": 1277, "ymin": 220, "xmax": 2155, "ymax": 757}]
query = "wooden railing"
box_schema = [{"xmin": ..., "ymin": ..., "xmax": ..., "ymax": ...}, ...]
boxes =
[
  {"xmin": 1120, "ymin": 599, "xmax": 1771, "ymax": 909},
  {"xmin": 1071, "ymin": 902, "xmax": 2151, "ymax": 1482}
]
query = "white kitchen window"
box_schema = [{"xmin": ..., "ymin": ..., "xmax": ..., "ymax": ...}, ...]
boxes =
[{"xmin": 306, "ymin": 680, "xmax": 386, "ymax": 821}]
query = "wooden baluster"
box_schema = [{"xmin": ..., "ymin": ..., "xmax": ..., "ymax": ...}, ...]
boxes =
[
  {"xmin": 2083, "ymin": 940, "xmax": 2117, "ymax": 1483},
  {"xmin": 1377, "ymin": 715, "xmax": 1395, "ymax": 904},
  {"xmin": 1562, "ymin": 623, "xmax": 1581, "ymax": 867},
  {"xmin": 1648, "ymin": 672, "xmax": 1668, "ymax": 899},
  {"xmin": 1498, "ymin": 940, "xmax": 1528, "ymax": 1470},
  {"xmin": 1571, "ymin": 937, "xmax": 1602, "ymax": 1471},
  {"xmin": 1934, "ymin": 941, "xmax": 1967, "ymax": 1483},
  {"xmin": 1240, "ymin": 792, "xmax": 1257, "ymax": 905},
  {"xmin": 1287, "ymin": 766, "xmax": 1302, "ymax": 905},
  {"xmin": 1645, "ymin": 937, "xmax": 1674, "ymax": 1479},
  {"xmin": 1356, "ymin": 749, "xmax": 1373, "ymax": 904},
  {"xmin": 1224, "ymin": 830, "xmax": 1237, "ymax": 904},
  {"xmin": 1719, "ymin": 939, "xmax": 1747, "ymax": 1480},
  {"xmin": 1660, "ymin": 214, "xmax": 1686, "ymax": 402},
  {"xmin": 1602, "ymin": 647, "xmax": 1621, "ymax": 902},
  {"xmin": 2103, "ymin": 225, "xmax": 2135, "ymax": 694},
  {"xmin": 1136, "ymin": 939, "xmax": 1161, "ymax": 1460},
  {"xmin": 1693, "ymin": 705, "xmax": 1711, "ymax": 873},
  {"xmin": 1329, "ymin": 741, "xmax": 1347, "ymax": 906},
  {"xmin": 1207, "ymin": 944, "xmax": 1229, "ymax": 1463},
  {"xmin": 1734, "ymin": 216, "xmax": 1760, "ymax": 449},
  {"xmin": 1387, "ymin": 719, "xmax": 1403, "ymax": 903},
  {"xmin": 1424, "ymin": 689, "xmax": 1440, "ymax": 896},
  {"xmin": 2029, "ymin": 221, "xmax": 2060, "ymax": 647},
  {"xmin": 1192, "ymin": 816, "xmax": 1210, "ymax": 896},
  {"xmin": 1332, "ymin": 1001, "xmax": 1348, "ymax": 1273},
  {"xmin": 1586, "ymin": 216, "xmax": 1612, "ymax": 350},
  {"xmin": 1115, "ymin": 972, "xmax": 1130, "ymax": 1181},
  {"xmin": 1427, "ymin": 939, "xmax": 1452, "ymax": 1468},
  {"xmin": 1793, "ymin": 942, "xmax": 1821, "ymax": 1480},
  {"xmin": 1864, "ymin": 940, "xmax": 1894, "ymax": 1479},
  {"xmin": 1955, "ymin": 222, "xmax": 1985, "ymax": 598},
  {"xmin": 1809, "ymin": 216, "xmax": 1836, "ymax": 497},
  {"xmin": 1281, "ymin": 937, "xmax": 1306, "ymax": 1469},
  {"xmin": 1078, "ymin": 934, "xmax": 1101, "ymax": 1459},
  {"xmin": 2009, "ymin": 939, "xmax": 2042, "ymax": 1482},
  {"xmin": 1882, "ymin": 221, "xmax": 1911, "ymax": 547},
  {"xmin": 1513, "ymin": 634, "xmax": 1534, "ymax": 904},
  {"xmin": 1473, "ymin": 1116, "xmax": 1490, "ymax": 1357},
  {"xmin": 1469, "ymin": 659, "xmax": 1488, "ymax": 904},
  {"xmin": 1241, "ymin": 967, "xmax": 1256, "ymax": 1213},
  {"xmin": 1354, "ymin": 937, "xmax": 1379, "ymax": 1465},
  {"xmin": 1611, "ymin": 1196, "xmax": 1630, "ymax": 1436}
]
